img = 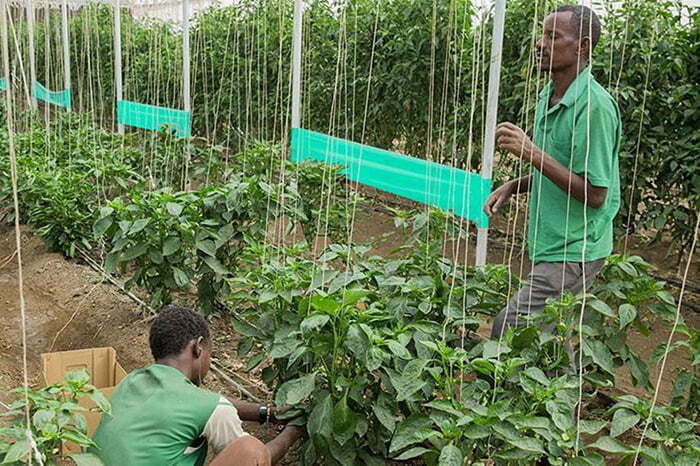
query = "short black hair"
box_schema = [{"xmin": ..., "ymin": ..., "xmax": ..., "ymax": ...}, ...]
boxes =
[
  {"xmin": 149, "ymin": 306, "xmax": 210, "ymax": 360},
  {"xmin": 554, "ymin": 5, "xmax": 601, "ymax": 52}
]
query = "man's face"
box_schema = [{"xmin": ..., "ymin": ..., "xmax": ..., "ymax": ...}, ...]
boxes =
[{"xmin": 535, "ymin": 12, "xmax": 584, "ymax": 73}]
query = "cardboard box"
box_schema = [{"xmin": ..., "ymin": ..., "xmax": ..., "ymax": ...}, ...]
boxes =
[{"xmin": 41, "ymin": 347, "xmax": 127, "ymax": 452}]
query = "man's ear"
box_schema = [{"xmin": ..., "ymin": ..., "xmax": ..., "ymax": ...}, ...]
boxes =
[
  {"xmin": 193, "ymin": 336, "xmax": 204, "ymax": 359},
  {"xmin": 579, "ymin": 36, "xmax": 591, "ymax": 60}
]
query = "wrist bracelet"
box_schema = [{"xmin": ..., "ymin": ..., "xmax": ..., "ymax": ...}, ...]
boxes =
[{"xmin": 258, "ymin": 405, "xmax": 268, "ymax": 424}]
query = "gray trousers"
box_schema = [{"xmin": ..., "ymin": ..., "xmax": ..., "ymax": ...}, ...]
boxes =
[{"xmin": 491, "ymin": 259, "xmax": 606, "ymax": 339}]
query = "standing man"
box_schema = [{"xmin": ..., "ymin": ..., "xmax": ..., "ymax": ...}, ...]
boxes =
[{"xmin": 484, "ymin": 5, "xmax": 621, "ymax": 339}]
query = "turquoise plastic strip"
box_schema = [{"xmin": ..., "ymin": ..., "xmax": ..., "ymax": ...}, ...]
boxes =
[
  {"xmin": 117, "ymin": 100, "xmax": 191, "ymax": 138},
  {"xmin": 0, "ymin": 77, "xmax": 7, "ymax": 91},
  {"xmin": 33, "ymin": 81, "xmax": 71, "ymax": 109},
  {"xmin": 291, "ymin": 128, "xmax": 492, "ymax": 228}
]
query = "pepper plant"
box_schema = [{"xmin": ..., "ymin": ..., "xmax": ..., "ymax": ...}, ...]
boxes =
[{"xmin": 0, "ymin": 370, "xmax": 109, "ymax": 465}]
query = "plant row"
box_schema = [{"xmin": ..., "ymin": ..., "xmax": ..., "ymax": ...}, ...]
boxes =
[
  {"xmin": 7, "ymin": 0, "xmax": 699, "ymax": 252},
  {"xmin": 0, "ymin": 116, "xmax": 698, "ymax": 464}
]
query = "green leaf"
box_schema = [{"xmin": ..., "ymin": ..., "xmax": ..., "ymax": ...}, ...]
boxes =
[
  {"xmin": 385, "ymin": 340, "xmax": 411, "ymax": 360},
  {"xmin": 300, "ymin": 314, "xmax": 330, "ymax": 334},
  {"xmin": 393, "ymin": 377, "xmax": 426, "ymax": 402},
  {"xmin": 97, "ymin": 206, "xmax": 114, "ymax": 219},
  {"xmin": 438, "ymin": 444, "xmax": 463, "ymax": 466},
  {"xmin": 507, "ymin": 437, "xmax": 546, "ymax": 455},
  {"xmin": 93, "ymin": 216, "xmax": 113, "ymax": 237},
  {"xmin": 129, "ymin": 218, "xmax": 150, "ymax": 234},
  {"xmin": 578, "ymin": 419, "xmax": 607, "ymax": 435},
  {"xmin": 583, "ymin": 339, "xmax": 615, "ymax": 375},
  {"xmin": 148, "ymin": 248, "xmax": 164, "ymax": 265},
  {"xmin": 483, "ymin": 340, "xmax": 511, "ymax": 359},
  {"xmin": 425, "ymin": 400, "xmax": 463, "ymax": 417},
  {"xmin": 329, "ymin": 438, "xmax": 357, "ymax": 466},
  {"xmin": 390, "ymin": 415, "xmax": 436, "ymax": 454},
  {"xmin": 372, "ymin": 398, "xmax": 396, "ymax": 432},
  {"xmin": 569, "ymin": 453, "xmax": 606, "ymax": 466},
  {"xmin": 68, "ymin": 453, "xmax": 105, "ymax": 466},
  {"xmin": 587, "ymin": 436, "xmax": 634, "ymax": 455},
  {"xmin": 196, "ymin": 239, "xmax": 217, "ymax": 257},
  {"xmin": 344, "ymin": 324, "xmax": 368, "ymax": 360},
  {"xmin": 628, "ymin": 352, "xmax": 650, "ymax": 388},
  {"xmin": 202, "ymin": 256, "xmax": 228, "ymax": 275},
  {"xmin": 244, "ymin": 353, "xmax": 264, "ymax": 372},
  {"xmin": 309, "ymin": 269, "xmax": 337, "ymax": 290},
  {"xmin": 2, "ymin": 440, "xmax": 29, "ymax": 464},
  {"xmin": 492, "ymin": 422, "xmax": 520, "ymax": 441},
  {"xmin": 618, "ymin": 304, "xmax": 637, "ymax": 329},
  {"xmin": 307, "ymin": 392, "xmax": 333, "ymax": 439},
  {"xmin": 609, "ymin": 409, "xmax": 640, "ymax": 438},
  {"xmin": 61, "ymin": 429, "xmax": 95, "ymax": 448},
  {"xmin": 65, "ymin": 369, "xmax": 91, "ymax": 387},
  {"xmin": 462, "ymin": 424, "xmax": 490, "ymax": 439},
  {"xmin": 166, "ymin": 202, "xmax": 184, "ymax": 216},
  {"xmin": 89, "ymin": 389, "xmax": 111, "ymax": 415},
  {"xmin": 522, "ymin": 367, "xmax": 549, "ymax": 386},
  {"xmin": 546, "ymin": 401, "xmax": 573, "ymax": 432},
  {"xmin": 270, "ymin": 337, "xmax": 301, "ymax": 359},
  {"xmin": 121, "ymin": 242, "xmax": 148, "ymax": 261},
  {"xmin": 173, "ymin": 267, "xmax": 189, "ymax": 288},
  {"xmin": 310, "ymin": 295, "xmax": 338, "ymax": 313},
  {"xmin": 118, "ymin": 220, "xmax": 132, "ymax": 233},
  {"xmin": 231, "ymin": 320, "xmax": 258, "ymax": 337},
  {"xmin": 104, "ymin": 252, "xmax": 119, "ymax": 274},
  {"xmin": 32, "ymin": 409, "xmax": 55, "ymax": 429},
  {"xmin": 332, "ymin": 396, "xmax": 358, "ymax": 446},
  {"xmin": 341, "ymin": 288, "xmax": 371, "ymax": 306},
  {"xmin": 394, "ymin": 447, "xmax": 431, "ymax": 460},
  {"xmin": 275, "ymin": 374, "xmax": 315, "ymax": 406},
  {"xmin": 512, "ymin": 326, "xmax": 538, "ymax": 350},
  {"xmin": 365, "ymin": 346, "xmax": 384, "ymax": 371},
  {"xmin": 402, "ymin": 359, "xmax": 429, "ymax": 379},
  {"xmin": 617, "ymin": 261, "xmax": 638, "ymax": 278},
  {"xmin": 162, "ymin": 237, "xmax": 181, "ymax": 256},
  {"xmin": 588, "ymin": 300, "xmax": 616, "ymax": 318}
]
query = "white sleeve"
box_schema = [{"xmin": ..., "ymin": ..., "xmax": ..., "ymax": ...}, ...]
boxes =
[{"xmin": 203, "ymin": 396, "xmax": 249, "ymax": 454}]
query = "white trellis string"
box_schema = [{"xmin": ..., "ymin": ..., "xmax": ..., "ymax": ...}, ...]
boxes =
[
  {"xmin": 633, "ymin": 212, "xmax": 699, "ymax": 465},
  {"xmin": 1, "ymin": 1, "xmax": 38, "ymax": 464}
]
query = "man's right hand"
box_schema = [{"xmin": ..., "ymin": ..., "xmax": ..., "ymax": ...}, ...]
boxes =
[{"xmin": 483, "ymin": 181, "xmax": 514, "ymax": 217}]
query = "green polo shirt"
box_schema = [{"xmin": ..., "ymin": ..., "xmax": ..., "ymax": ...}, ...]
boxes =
[
  {"xmin": 528, "ymin": 67, "xmax": 621, "ymax": 263},
  {"xmin": 91, "ymin": 364, "xmax": 220, "ymax": 466}
]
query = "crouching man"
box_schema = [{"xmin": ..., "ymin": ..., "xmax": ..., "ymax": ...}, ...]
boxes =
[{"xmin": 92, "ymin": 306, "xmax": 303, "ymax": 466}]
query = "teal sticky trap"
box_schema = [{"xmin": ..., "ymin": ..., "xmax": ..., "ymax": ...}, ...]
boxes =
[
  {"xmin": 0, "ymin": 77, "xmax": 7, "ymax": 91},
  {"xmin": 291, "ymin": 128, "xmax": 492, "ymax": 228},
  {"xmin": 33, "ymin": 81, "xmax": 71, "ymax": 109},
  {"xmin": 117, "ymin": 100, "xmax": 191, "ymax": 138}
]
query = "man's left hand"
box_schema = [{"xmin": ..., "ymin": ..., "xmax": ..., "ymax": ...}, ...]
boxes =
[{"xmin": 496, "ymin": 122, "xmax": 537, "ymax": 162}]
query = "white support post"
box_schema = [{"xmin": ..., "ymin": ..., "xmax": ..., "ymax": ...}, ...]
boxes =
[
  {"xmin": 0, "ymin": 0, "xmax": 8, "ymax": 102},
  {"xmin": 182, "ymin": 0, "xmax": 190, "ymax": 113},
  {"xmin": 475, "ymin": 0, "xmax": 507, "ymax": 267},
  {"xmin": 290, "ymin": 0, "xmax": 303, "ymax": 129},
  {"xmin": 60, "ymin": 0, "xmax": 70, "ymax": 111},
  {"xmin": 114, "ymin": 0, "xmax": 123, "ymax": 133},
  {"xmin": 181, "ymin": 0, "xmax": 191, "ymax": 189},
  {"xmin": 43, "ymin": 0, "xmax": 49, "ymax": 123},
  {"xmin": 26, "ymin": 0, "xmax": 37, "ymax": 110}
]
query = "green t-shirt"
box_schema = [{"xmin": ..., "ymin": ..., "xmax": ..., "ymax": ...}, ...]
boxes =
[
  {"xmin": 528, "ymin": 67, "xmax": 621, "ymax": 263},
  {"xmin": 91, "ymin": 364, "xmax": 220, "ymax": 466}
]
